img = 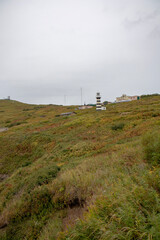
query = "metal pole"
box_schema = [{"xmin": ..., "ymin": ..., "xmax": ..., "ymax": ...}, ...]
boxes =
[{"xmin": 81, "ymin": 88, "xmax": 82, "ymax": 106}]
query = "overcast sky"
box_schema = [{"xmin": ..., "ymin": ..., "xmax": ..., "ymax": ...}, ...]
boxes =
[{"xmin": 0, "ymin": 0, "xmax": 160, "ymax": 105}]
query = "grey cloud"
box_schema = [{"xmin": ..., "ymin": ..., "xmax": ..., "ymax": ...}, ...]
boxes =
[
  {"xmin": 0, "ymin": 0, "xmax": 160, "ymax": 105},
  {"xmin": 124, "ymin": 9, "xmax": 160, "ymax": 29},
  {"xmin": 123, "ymin": 18, "xmax": 143, "ymax": 29},
  {"xmin": 149, "ymin": 26, "xmax": 160, "ymax": 38}
]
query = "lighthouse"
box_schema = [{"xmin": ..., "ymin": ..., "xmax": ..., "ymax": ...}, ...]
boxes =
[{"xmin": 96, "ymin": 92, "xmax": 102, "ymax": 111}]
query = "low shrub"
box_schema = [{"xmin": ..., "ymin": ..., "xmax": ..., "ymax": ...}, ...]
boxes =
[
  {"xmin": 5, "ymin": 120, "xmax": 11, "ymax": 123},
  {"xmin": 22, "ymin": 161, "xmax": 32, "ymax": 167},
  {"xmin": 141, "ymin": 93, "xmax": 159, "ymax": 98},
  {"xmin": 142, "ymin": 132, "xmax": 160, "ymax": 165},
  {"xmin": 152, "ymin": 113, "xmax": 159, "ymax": 117},
  {"xmin": 111, "ymin": 122, "xmax": 125, "ymax": 131},
  {"xmin": 23, "ymin": 108, "xmax": 30, "ymax": 111},
  {"xmin": 7, "ymin": 122, "xmax": 24, "ymax": 128},
  {"xmin": 26, "ymin": 165, "xmax": 61, "ymax": 191}
]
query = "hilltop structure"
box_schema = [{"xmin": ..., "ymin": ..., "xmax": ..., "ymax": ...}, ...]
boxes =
[
  {"xmin": 3, "ymin": 96, "xmax": 10, "ymax": 100},
  {"xmin": 96, "ymin": 92, "xmax": 106, "ymax": 111},
  {"xmin": 116, "ymin": 94, "xmax": 140, "ymax": 103},
  {"xmin": 96, "ymin": 92, "xmax": 102, "ymax": 110}
]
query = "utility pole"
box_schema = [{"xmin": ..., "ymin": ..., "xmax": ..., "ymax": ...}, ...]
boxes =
[{"xmin": 81, "ymin": 88, "xmax": 83, "ymax": 106}]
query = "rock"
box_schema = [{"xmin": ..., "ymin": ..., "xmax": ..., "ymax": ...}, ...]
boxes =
[{"xmin": 0, "ymin": 128, "xmax": 8, "ymax": 132}]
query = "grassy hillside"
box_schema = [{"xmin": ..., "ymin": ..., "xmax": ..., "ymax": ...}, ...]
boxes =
[{"xmin": 0, "ymin": 97, "xmax": 160, "ymax": 240}]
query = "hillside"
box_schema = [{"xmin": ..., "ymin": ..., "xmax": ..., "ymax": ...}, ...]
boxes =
[{"xmin": 0, "ymin": 96, "xmax": 160, "ymax": 240}]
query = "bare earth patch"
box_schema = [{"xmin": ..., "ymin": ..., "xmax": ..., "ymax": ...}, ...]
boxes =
[{"xmin": 62, "ymin": 205, "xmax": 87, "ymax": 231}]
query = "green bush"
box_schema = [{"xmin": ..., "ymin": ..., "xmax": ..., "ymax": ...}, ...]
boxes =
[
  {"xmin": 141, "ymin": 93, "xmax": 159, "ymax": 98},
  {"xmin": 111, "ymin": 122, "xmax": 125, "ymax": 131},
  {"xmin": 23, "ymin": 108, "xmax": 30, "ymax": 111},
  {"xmin": 152, "ymin": 113, "xmax": 159, "ymax": 117},
  {"xmin": 7, "ymin": 122, "xmax": 24, "ymax": 127},
  {"xmin": 27, "ymin": 165, "xmax": 60, "ymax": 191},
  {"xmin": 142, "ymin": 132, "xmax": 160, "ymax": 165}
]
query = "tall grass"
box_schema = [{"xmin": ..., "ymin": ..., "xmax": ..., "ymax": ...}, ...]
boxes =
[
  {"xmin": 142, "ymin": 132, "xmax": 160, "ymax": 165},
  {"xmin": 0, "ymin": 96, "xmax": 160, "ymax": 239}
]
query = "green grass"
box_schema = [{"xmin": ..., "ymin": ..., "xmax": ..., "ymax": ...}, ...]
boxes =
[
  {"xmin": 142, "ymin": 132, "xmax": 160, "ymax": 165},
  {"xmin": 0, "ymin": 96, "xmax": 160, "ymax": 239}
]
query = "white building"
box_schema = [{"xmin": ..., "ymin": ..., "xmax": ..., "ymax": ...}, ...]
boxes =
[{"xmin": 116, "ymin": 94, "xmax": 140, "ymax": 102}]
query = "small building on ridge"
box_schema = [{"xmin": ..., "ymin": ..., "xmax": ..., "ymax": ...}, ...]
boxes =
[{"xmin": 116, "ymin": 94, "xmax": 140, "ymax": 103}]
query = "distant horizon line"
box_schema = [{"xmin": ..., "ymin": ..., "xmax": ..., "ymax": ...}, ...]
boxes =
[{"xmin": 1, "ymin": 93, "xmax": 160, "ymax": 106}]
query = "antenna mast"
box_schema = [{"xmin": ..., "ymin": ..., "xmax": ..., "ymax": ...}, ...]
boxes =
[{"xmin": 81, "ymin": 88, "xmax": 83, "ymax": 106}]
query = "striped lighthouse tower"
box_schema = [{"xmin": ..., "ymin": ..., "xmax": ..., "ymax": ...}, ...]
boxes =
[{"xmin": 96, "ymin": 92, "xmax": 102, "ymax": 111}]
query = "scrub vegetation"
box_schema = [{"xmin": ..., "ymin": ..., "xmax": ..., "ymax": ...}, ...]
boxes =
[{"xmin": 0, "ymin": 96, "xmax": 160, "ymax": 240}]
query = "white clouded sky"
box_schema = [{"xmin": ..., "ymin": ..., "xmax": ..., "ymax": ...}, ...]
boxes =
[{"xmin": 0, "ymin": 0, "xmax": 160, "ymax": 104}]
